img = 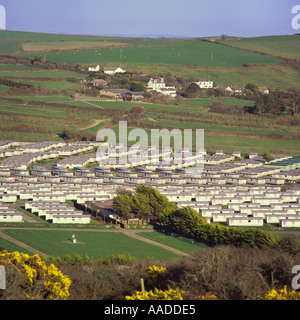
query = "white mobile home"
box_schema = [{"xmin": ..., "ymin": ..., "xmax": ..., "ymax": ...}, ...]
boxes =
[
  {"xmin": 0, "ymin": 212, "xmax": 23, "ymax": 223},
  {"xmin": 227, "ymin": 217, "xmax": 264, "ymax": 227},
  {"xmin": 52, "ymin": 214, "xmax": 91, "ymax": 224},
  {"xmin": 279, "ymin": 218, "xmax": 300, "ymax": 227}
]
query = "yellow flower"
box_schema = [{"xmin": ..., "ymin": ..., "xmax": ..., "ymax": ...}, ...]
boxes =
[
  {"xmin": 126, "ymin": 287, "xmax": 185, "ymax": 300},
  {"xmin": 0, "ymin": 250, "xmax": 71, "ymax": 300},
  {"xmin": 259, "ymin": 286, "xmax": 300, "ymax": 300}
]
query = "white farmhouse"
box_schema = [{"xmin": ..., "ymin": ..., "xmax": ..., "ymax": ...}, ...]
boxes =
[
  {"xmin": 258, "ymin": 87, "xmax": 269, "ymax": 95},
  {"xmin": 225, "ymin": 85, "xmax": 242, "ymax": 96},
  {"xmin": 87, "ymin": 65, "xmax": 100, "ymax": 72},
  {"xmin": 147, "ymin": 78, "xmax": 166, "ymax": 91},
  {"xmin": 147, "ymin": 78, "xmax": 177, "ymax": 98},
  {"xmin": 194, "ymin": 79, "xmax": 213, "ymax": 89},
  {"xmin": 104, "ymin": 67, "xmax": 126, "ymax": 75}
]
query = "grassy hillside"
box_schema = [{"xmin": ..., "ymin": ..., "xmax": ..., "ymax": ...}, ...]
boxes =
[
  {"xmin": 0, "ymin": 41, "xmax": 20, "ymax": 53},
  {"xmin": 19, "ymin": 40, "xmax": 280, "ymax": 67},
  {"xmin": 22, "ymin": 40, "xmax": 130, "ymax": 52},
  {"xmin": 220, "ymin": 35, "xmax": 300, "ymax": 60},
  {"xmin": 0, "ymin": 30, "xmax": 299, "ymax": 155}
]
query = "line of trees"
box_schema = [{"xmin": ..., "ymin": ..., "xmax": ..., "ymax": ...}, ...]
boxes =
[{"xmin": 113, "ymin": 185, "xmax": 280, "ymax": 249}]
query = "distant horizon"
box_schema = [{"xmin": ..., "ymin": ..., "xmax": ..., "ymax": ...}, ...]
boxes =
[
  {"xmin": 2, "ymin": 28, "xmax": 298, "ymax": 40},
  {"xmin": 1, "ymin": 0, "xmax": 297, "ymax": 39}
]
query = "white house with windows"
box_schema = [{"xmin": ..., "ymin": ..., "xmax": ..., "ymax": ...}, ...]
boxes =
[
  {"xmin": 225, "ymin": 85, "xmax": 242, "ymax": 96},
  {"xmin": 194, "ymin": 79, "xmax": 214, "ymax": 89},
  {"xmin": 87, "ymin": 65, "xmax": 100, "ymax": 72},
  {"xmin": 104, "ymin": 67, "xmax": 126, "ymax": 75},
  {"xmin": 258, "ymin": 87, "xmax": 270, "ymax": 95},
  {"xmin": 147, "ymin": 78, "xmax": 177, "ymax": 98}
]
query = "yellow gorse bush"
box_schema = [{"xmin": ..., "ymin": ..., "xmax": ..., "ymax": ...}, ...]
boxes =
[
  {"xmin": 126, "ymin": 287, "xmax": 185, "ymax": 300},
  {"xmin": 259, "ymin": 286, "xmax": 300, "ymax": 300},
  {"xmin": 0, "ymin": 250, "xmax": 71, "ymax": 300},
  {"xmin": 147, "ymin": 265, "xmax": 166, "ymax": 278},
  {"xmin": 126, "ymin": 265, "xmax": 218, "ymax": 300}
]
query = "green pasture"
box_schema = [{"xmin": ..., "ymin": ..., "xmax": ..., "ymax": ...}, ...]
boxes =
[
  {"xmin": 0, "ymin": 84, "xmax": 9, "ymax": 92},
  {"xmin": 0, "ymin": 41, "xmax": 20, "ymax": 53},
  {"xmin": 0, "ymin": 69, "xmax": 83, "ymax": 79},
  {"xmin": 221, "ymin": 35, "xmax": 300, "ymax": 60},
  {"xmin": 126, "ymin": 63, "xmax": 300, "ymax": 91},
  {"xmin": 0, "ymin": 229, "xmax": 181, "ymax": 260},
  {"xmin": 108, "ymin": 124, "xmax": 300, "ymax": 156},
  {"xmin": 22, "ymin": 40, "xmax": 127, "ymax": 52},
  {"xmin": 181, "ymin": 98, "xmax": 255, "ymax": 107},
  {"xmin": 19, "ymin": 40, "xmax": 280, "ymax": 68},
  {"xmin": 146, "ymin": 119, "xmax": 293, "ymax": 138},
  {"xmin": 0, "ymin": 236, "xmax": 34, "ymax": 255},
  {"xmin": 0, "ymin": 64, "xmax": 36, "ymax": 70},
  {"xmin": 137, "ymin": 232, "xmax": 207, "ymax": 254},
  {"xmin": 204, "ymin": 134, "xmax": 300, "ymax": 156},
  {"xmin": 20, "ymin": 79, "xmax": 76, "ymax": 91},
  {"xmin": 0, "ymin": 30, "xmax": 124, "ymax": 42},
  {"xmin": 0, "ymin": 98, "xmax": 95, "ymax": 141}
]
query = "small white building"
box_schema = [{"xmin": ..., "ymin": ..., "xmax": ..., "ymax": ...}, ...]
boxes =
[
  {"xmin": 87, "ymin": 65, "xmax": 100, "ymax": 72},
  {"xmin": 104, "ymin": 67, "xmax": 126, "ymax": 75},
  {"xmin": 258, "ymin": 87, "xmax": 269, "ymax": 95},
  {"xmin": 225, "ymin": 86, "xmax": 242, "ymax": 96},
  {"xmin": 194, "ymin": 79, "xmax": 213, "ymax": 89},
  {"xmin": 52, "ymin": 214, "xmax": 91, "ymax": 224},
  {"xmin": 0, "ymin": 212, "xmax": 23, "ymax": 223},
  {"xmin": 147, "ymin": 78, "xmax": 177, "ymax": 97},
  {"xmin": 279, "ymin": 218, "xmax": 300, "ymax": 228},
  {"xmin": 227, "ymin": 217, "xmax": 264, "ymax": 227}
]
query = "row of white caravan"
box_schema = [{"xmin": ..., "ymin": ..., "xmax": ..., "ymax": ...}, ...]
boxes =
[
  {"xmin": 171, "ymin": 185, "xmax": 300, "ymax": 227},
  {"xmin": 0, "ymin": 142, "xmax": 98, "ymax": 169},
  {"xmin": 0, "ymin": 175, "xmax": 299, "ymax": 226},
  {"xmin": 0, "ymin": 140, "xmax": 299, "ymax": 227},
  {"xmin": 25, "ymin": 200, "xmax": 91, "ymax": 224},
  {"xmin": 0, "ymin": 201, "xmax": 23, "ymax": 223}
]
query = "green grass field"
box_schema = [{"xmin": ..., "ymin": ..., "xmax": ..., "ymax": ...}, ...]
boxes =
[
  {"xmin": 0, "ymin": 236, "xmax": 34, "ymax": 255},
  {"xmin": 137, "ymin": 232, "xmax": 207, "ymax": 254},
  {"xmin": 0, "ymin": 229, "xmax": 183, "ymax": 260},
  {"xmin": 0, "ymin": 41, "xmax": 20, "ymax": 53},
  {"xmin": 22, "ymin": 40, "xmax": 128, "ymax": 52},
  {"xmin": 1, "ymin": 93, "xmax": 299, "ymax": 155},
  {"xmin": 0, "ymin": 69, "xmax": 83, "ymax": 79},
  {"xmin": 19, "ymin": 40, "xmax": 280, "ymax": 67},
  {"xmin": 221, "ymin": 35, "xmax": 300, "ymax": 60},
  {"xmin": 0, "ymin": 30, "xmax": 299, "ymax": 153}
]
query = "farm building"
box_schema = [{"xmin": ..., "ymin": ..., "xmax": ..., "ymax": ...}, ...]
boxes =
[
  {"xmin": 104, "ymin": 67, "xmax": 126, "ymax": 75},
  {"xmin": 194, "ymin": 79, "xmax": 214, "ymax": 89},
  {"xmin": 87, "ymin": 65, "xmax": 100, "ymax": 72},
  {"xmin": 258, "ymin": 87, "xmax": 270, "ymax": 95},
  {"xmin": 225, "ymin": 85, "xmax": 243, "ymax": 96},
  {"xmin": 99, "ymin": 88, "xmax": 131, "ymax": 99},
  {"xmin": 89, "ymin": 79, "xmax": 108, "ymax": 87},
  {"xmin": 147, "ymin": 78, "xmax": 177, "ymax": 97},
  {"xmin": 123, "ymin": 91, "xmax": 144, "ymax": 101}
]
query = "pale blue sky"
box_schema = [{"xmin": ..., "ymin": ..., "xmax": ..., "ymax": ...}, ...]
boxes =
[{"xmin": 1, "ymin": 0, "xmax": 298, "ymax": 37}]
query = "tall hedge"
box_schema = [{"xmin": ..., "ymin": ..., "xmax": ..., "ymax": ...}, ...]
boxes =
[
  {"xmin": 164, "ymin": 206, "xmax": 279, "ymax": 249},
  {"xmin": 113, "ymin": 185, "xmax": 280, "ymax": 249}
]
